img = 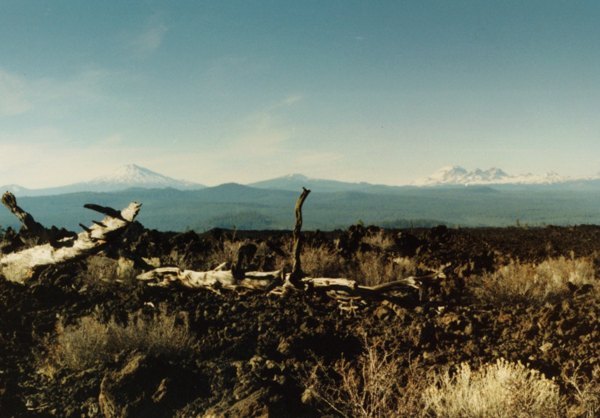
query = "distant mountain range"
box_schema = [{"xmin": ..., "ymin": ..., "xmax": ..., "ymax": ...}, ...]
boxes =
[
  {"xmin": 1, "ymin": 165, "xmax": 206, "ymax": 197},
  {"xmin": 247, "ymin": 168, "xmax": 600, "ymax": 192},
  {"xmin": 411, "ymin": 166, "xmax": 600, "ymax": 187},
  {"xmin": 4, "ymin": 164, "xmax": 600, "ymax": 200},
  {"xmin": 3, "ymin": 164, "xmax": 600, "ymax": 231},
  {"xmin": 247, "ymin": 174, "xmax": 391, "ymax": 193}
]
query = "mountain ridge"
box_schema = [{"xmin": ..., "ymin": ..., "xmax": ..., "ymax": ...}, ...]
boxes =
[
  {"xmin": 411, "ymin": 166, "xmax": 600, "ymax": 187},
  {"xmin": 1, "ymin": 164, "xmax": 206, "ymax": 197},
  {"xmin": 4, "ymin": 165, "xmax": 600, "ymax": 198}
]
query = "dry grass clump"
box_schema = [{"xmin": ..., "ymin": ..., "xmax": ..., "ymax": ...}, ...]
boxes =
[
  {"xmin": 300, "ymin": 244, "xmax": 347, "ymax": 278},
  {"xmin": 394, "ymin": 256, "xmax": 419, "ymax": 276},
  {"xmin": 271, "ymin": 234, "xmax": 418, "ymax": 286},
  {"xmin": 362, "ymin": 230, "xmax": 396, "ymax": 253},
  {"xmin": 304, "ymin": 337, "xmax": 567, "ymax": 418},
  {"xmin": 44, "ymin": 307, "xmax": 196, "ymax": 372},
  {"xmin": 472, "ymin": 255, "xmax": 597, "ymax": 306},
  {"xmin": 206, "ymin": 240, "xmax": 243, "ymax": 269},
  {"xmin": 86, "ymin": 255, "xmax": 119, "ymax": 281},
  {"xmin": 84, "ymin": 255, "xmax": 139, "ymax": 285},
  {"xmin": 274, "ymin": 238, "xmax": 347, "ymax": 278},
  {"xmin": 564, "ymin": 362, "xmax": 600, "ymax": 417},
  {"xmin": 423, "ymin": 359, "xmax": 561, "ymax": 418},
  {"xmin": 304, "ymin": 336, "xmax": 428, "ymax": 418},
  {"xmin": 354, "ymin": 251, "xmax": 397, "ymax": 287},
  {"xmin": 353, "ymin": 230, "xmax": 403, "ymax": 286}
]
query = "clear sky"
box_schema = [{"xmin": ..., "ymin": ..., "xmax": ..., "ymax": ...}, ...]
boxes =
[{"xmin": 1, "ymin": 1, "xmax": 599, "ymax": 188}]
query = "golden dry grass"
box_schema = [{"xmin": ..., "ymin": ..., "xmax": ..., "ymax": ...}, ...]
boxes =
[
  {"xmin": 304, "ymin": 335, "xmax": 428, "ymax": 418},
  {"xmin": 472, "ymin": 255, "xmax": 598, "ymax": 306},
  {"xmin": 423, "ymin": 359, "xmax": 561, "ymax": 418},
  {"xmin": 42, "ymin": 306, "xmax": 196, "ymax": 372}
]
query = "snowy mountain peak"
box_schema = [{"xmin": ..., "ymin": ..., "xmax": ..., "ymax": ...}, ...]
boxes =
[
  {"xmin": 2, "ymin": 184, "xmax": 30, "ymax": 194},
  {"xmin": 412, "ymin": 166, "xmax": 596, "ymax": 186},
  {"xmin": 485, "ymin": 168, "xmax": 509, "ymax": 180},
  {"xmin": 412, "ymin": 166, "xmax": 468, "ymax": 186},
  {"xmin": 281, "ymin": 173, "xmax": 309, "ymax": 181},
  {"xmin": 91, "ymin": 164, "xmax": 171, "ymax": 185},
  {"xmin": 87, "ymin": 164, "xmax": 205, "ymax": 190}
]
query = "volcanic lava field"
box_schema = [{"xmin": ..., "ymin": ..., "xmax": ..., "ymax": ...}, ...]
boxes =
[{"xmin": 3, "ymin": 220, "xmax": 600, "ymax": 417}]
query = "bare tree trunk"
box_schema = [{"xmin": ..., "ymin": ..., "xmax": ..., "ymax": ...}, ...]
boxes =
[
  {"xmin": 288, "ymin": 187, "xmax": 310, "ymax": 288},
  {"xmin": 0, "ymin": 199, "xmax": 142, "ymax": 284},
  {"xmin": 1, "ymin": 192, "xmax": 47, "ymax": 237}
]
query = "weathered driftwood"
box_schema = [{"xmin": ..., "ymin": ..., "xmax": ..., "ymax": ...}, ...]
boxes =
[
  {"xmin": 0, "ymin": 200, "xmax": 141, "ymax": 283},
  {"xmin": 138, "ymin": 242, "xmax": 283, "ymax": 291},
  {"xmin": 138, "ymin": 264, "xmax": 283, "ymax": 291},
  {"xmin": 138, "ymin": 188, "xmax": 445, "ymax": 304},
  {"xmin": 271, "ymin": 268, "xmax": 447, "ymax": 301}
]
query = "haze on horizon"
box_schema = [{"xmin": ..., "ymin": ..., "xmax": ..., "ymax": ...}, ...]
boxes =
[{"xmin": 1, "ymin": 1, "xmax": 599, "ymax": 189}]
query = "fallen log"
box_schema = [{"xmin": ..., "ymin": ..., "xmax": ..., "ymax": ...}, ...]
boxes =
[
  {"xmin": 271, "ymin": 267, "xmax": 447, "ymax": 301},
  {"xmin": 138, "ymin": 241, "xmax": 283, "ymax": 291},
  {"xmin": 137, "ymin": 189, "xmax": 445, "ymax": 305},
  {"xmin": 0, "ymin": 199, "xmax": 142, "ymax": 284},
  {"xmin": 137, "ymin": 264, "xmax": 282, "ymax": 292}
]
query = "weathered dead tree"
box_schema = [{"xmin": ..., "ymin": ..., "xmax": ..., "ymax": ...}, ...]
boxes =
[
  {"xmin": 138, "ymin": 188, "xmax": 446, "ymax": 305},
  {"xmin": 0, "ymin": 193, "xmax": 141, "ymax": 283},
  {"xmin": 1, "ymin": 192, "xmax": 46, "ymax": 236},
  {"xmin": 137, "ymin": 264, "xmax": 282, "ymax": 292},
  {"xmin": 138, "ymin": 242, "xmax": 283, "ymax": 291},
  {"xmin": 271, "ymin": 268, "xmax": 446, "ymax": 302},
  {"xmin": 288, "ymin": 187, "xmax": 310, "ymax": 288},
  {"xmin": 273, "ymin": 189, "xmax": 447, "ymax": 300}
]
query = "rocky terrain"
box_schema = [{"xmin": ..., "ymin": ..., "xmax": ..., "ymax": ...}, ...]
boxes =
[{"xmin": 2, "ymin": 219, "xmax": 600, "ymax": 417}]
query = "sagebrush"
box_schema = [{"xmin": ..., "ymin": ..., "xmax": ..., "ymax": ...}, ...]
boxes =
[
  {"xmin": 472, "ymin": 255, "xmax": 597, "ymax": 306},
  {"xmin": 423, "ymin": 358, "xmax": 561, "ymax": 418},
  {"xmin": 42, "ymin": 306, "xmax": 196, "ymax": 372}
]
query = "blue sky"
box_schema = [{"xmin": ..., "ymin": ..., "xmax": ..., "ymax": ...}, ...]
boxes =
[{"xmin": 1, "ymin": 1, "xmax": 599, "ymax": 188}]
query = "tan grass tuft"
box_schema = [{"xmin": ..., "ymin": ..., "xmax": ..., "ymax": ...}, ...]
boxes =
[
  {"xmin": 472, "ymin": 256, "xmax": 597, "ymax": 306},
  {"xmin": 304, "ymin": 335, "xmax": 428, "ymax": 418},
  {"xmin": 45, "ymin": 306, "xmax": 196, "ymax": 371},
  {"xmin": 423, "ymin": 359, "xmax": 561, "ymax": 418}
]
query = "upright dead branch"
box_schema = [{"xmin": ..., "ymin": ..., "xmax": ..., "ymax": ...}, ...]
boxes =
[
  {"xmin": 289, "ymin": 187, "xmax": 311, "ymax": 288},
  {"xmin": 1, "ymin": 192, "xmax": 46, "ymax": 237},
  {"xmin": 1, "ymin": 201, "xmax": 141, "ymax": 283}
]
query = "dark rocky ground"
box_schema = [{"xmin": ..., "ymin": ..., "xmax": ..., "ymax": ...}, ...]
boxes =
[{"xmin": 2, "ymin": 223, "xmax": 600, "ymax": 417}]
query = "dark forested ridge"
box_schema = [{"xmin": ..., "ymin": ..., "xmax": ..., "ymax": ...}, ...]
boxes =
[{"xmin": 1, "ymin": 184, "xmax": 600, "ymax": 232}]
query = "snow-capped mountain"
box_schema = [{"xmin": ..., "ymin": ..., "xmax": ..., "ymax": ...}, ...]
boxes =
[
  {"xmin": 1, "ymin": 165, "xmax": 205, "ymax": 197},
  {"xmin": 1, "ymin": 184, "xmax": 34, "ymax": 195},
  {"xmin": 86, "ymin": 164, "xmax": 204, "ymax": 191},
  {"xmin": 412, "ymin": 166, "xmax": 599, "ymax": 186}
]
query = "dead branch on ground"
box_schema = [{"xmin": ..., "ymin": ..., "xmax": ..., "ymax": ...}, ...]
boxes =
[
  {"xmin": 0, "ymin": 192, "xmax": 141, "ymax": 283},
  {"xmin": 138, "ymin": 189, "xmax": 445, "ymax": 305}
]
